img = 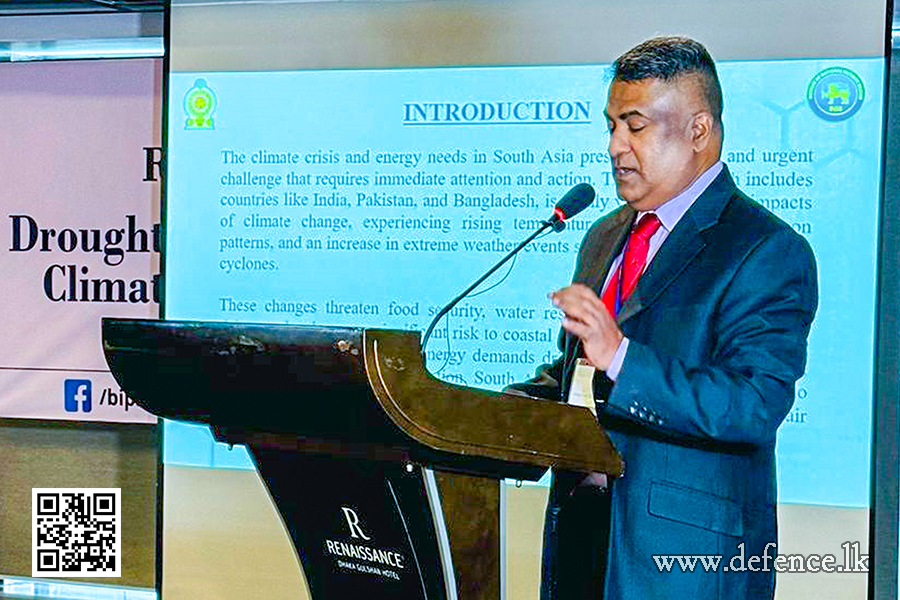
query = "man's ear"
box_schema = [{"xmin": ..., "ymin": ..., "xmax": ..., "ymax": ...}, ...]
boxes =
[{"xmin": 691, "ymin": 111, "xmax": 714, "ymax": 152}]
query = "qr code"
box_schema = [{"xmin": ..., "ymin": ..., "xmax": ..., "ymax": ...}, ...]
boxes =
[{"xmin": 32, "ymin": 488, "xmax": 121, "ymax": 577}]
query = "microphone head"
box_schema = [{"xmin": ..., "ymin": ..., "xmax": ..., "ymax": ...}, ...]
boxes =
[{"xmin": 553, "ymin": 183, "xmax": 595, "ymax": 222}]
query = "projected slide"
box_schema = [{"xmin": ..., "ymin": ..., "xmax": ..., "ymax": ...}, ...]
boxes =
[{"xmin": 165, "ymin": 60, "xmax": 882, "ymax": 507}]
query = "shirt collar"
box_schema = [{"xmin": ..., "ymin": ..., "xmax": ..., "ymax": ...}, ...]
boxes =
[{"xmin": 639, "ymin": 161, "xmax": 723, "ymax": 232}]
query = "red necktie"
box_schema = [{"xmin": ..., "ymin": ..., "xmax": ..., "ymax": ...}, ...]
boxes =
[{"xmin": 601, "ymin": 213, "xmax": 662, "ymax": 316}]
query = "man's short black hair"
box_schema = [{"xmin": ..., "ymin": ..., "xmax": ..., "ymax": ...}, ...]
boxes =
[{"xmin": 612, "ymin": 36, "xmax": 723, "ymax": 126}]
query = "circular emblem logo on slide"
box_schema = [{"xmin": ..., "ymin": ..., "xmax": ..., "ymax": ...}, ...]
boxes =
[
  {"xmin": 807, "ymin": 67, "xmax": 864, "ymax": 122},
  {"xmin": 184, "ymin": 78, "xmax": 217, "ymax": 130}
]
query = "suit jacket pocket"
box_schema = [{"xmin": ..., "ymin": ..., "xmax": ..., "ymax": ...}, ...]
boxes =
[{"xmin": 648, "ymin": 480, "xmax": 743, "ymax": 538}]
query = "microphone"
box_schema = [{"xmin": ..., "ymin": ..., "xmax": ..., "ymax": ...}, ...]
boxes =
[
  {"xmin": 421, "ymin": 183, "xmax": 596, "ymax": 355},
  {"xmin": 547, "ymin": 182, "xmax": 596, "ymax": 231}
]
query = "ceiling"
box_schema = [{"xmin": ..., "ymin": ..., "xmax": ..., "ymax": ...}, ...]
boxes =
[
  {"xmin": 0, "ymin": 1, "xmax": 164, "ymax": 15},
  {"xmin": 0, "ymin": 0, "xmax": 897, "ymax": 17},
  {"xmin": 1, "ymin": 0, "xmax": 898, "ymax": 41}
]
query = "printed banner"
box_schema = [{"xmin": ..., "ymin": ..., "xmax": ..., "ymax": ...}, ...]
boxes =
[{"xmin": 0, "ymin": 59, "xmax": 161, "ymax": 423}]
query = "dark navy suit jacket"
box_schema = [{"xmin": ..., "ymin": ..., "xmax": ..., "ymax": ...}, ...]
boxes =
[{"xmin": 531, "ymin": 166, "xmax": 818, "ymax": 600}]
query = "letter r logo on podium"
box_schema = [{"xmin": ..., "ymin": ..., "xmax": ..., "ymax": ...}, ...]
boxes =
[
  {"xmin": 341, "ymin": 507, "xmax": 371, "ymax": 541},
  {"xmin": 64, "ymin": 379, "xmax": 92, "ymax": 413}
]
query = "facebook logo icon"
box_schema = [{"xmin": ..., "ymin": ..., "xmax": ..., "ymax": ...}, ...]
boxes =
[{"xmin": 64, "ymin": 380, "xmax": 92, "ymax": 413}]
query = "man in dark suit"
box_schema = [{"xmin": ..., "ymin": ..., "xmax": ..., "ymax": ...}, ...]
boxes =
[{"xmin": 521, "ymin": 37, "xmax": 818, "ymax": 600}]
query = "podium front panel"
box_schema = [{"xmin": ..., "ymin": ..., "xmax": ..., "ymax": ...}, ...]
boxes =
[{"xmin": 251, "ymin": 449, "xmax": 456, "ymax": 600}]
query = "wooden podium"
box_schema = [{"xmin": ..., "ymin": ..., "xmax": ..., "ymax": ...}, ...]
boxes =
[{"xmin": 101, "ymin": 318, "xmax": 622, "ymax": 600}]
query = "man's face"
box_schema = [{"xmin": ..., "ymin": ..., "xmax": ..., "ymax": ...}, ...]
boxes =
[{"xmin": 605, "ymin": 77, "xmax": 706, "ymax": 211}]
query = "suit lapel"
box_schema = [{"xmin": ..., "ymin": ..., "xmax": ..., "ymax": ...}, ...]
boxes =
[
  {"xmin": 616, "ymin": 166, "xmax": 738, "ymax": 324},
  {"xmin": 577, "ymin": 206, "xmax": 635, "ymax": 292},
  {"xmin": 564, "ymin": 205, "xmax": 634, "ymax": 376},
  {"xmin": 616, "ymin": 215, "xmax": 705, "ymax": 323}
]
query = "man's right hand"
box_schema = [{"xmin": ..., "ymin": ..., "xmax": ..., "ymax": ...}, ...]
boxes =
[{"xmin": 550, "ymin": 283, "xmax": 623, "ymax": 371}]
